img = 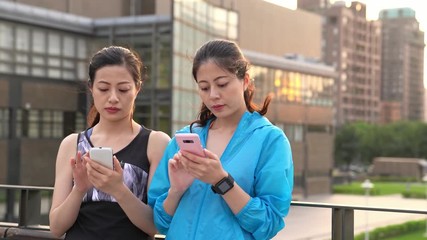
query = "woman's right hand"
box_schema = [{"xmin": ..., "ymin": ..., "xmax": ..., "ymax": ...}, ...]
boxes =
[
  {"xmin": 168, "ymin": 152, "xmax": 194, "ymax": 193},
  {"xmin": 71, "ymin": 151, "xmax": 92, "ymax": 193}
]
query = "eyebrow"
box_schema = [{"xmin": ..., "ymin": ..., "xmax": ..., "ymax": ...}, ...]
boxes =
[
  {"xmin": 97, "ymin": 80, "xmax": 133, "ymax": 85},
  {"xmin": 197, "ymin": 75, "xmax": 228, "ymax": 84}
]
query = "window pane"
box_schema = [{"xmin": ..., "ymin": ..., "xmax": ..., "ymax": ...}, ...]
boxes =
[
  {"xmin": 28, "ymin": 110, "xmax": 39, "ymax": 138},
  {"xmin": 77, "ymin": 61, "xmax": 86, "ymax": 80},
  {"xmin": 48, "ymin": 33, "xmax": 61, "ymax": 56},
  {"xmin": 53, "ymin": 111, "xmax": 63, "ymax": 137},
  {"xmin": 0, "ymin": 108, "xmax": 9, "ymax": 138},
  {"xmin": 32, "ymin": 56, "xmax": 45, "ymax": 65},
  {"xmin": 48, "ymin": 57, "xmax": 60, "ymax": 67},
  {"xmin": 32, "ymin": 30, "xmax": 46, "ymax": 53},
  {"xmin": 63, "ymin": 70, "xmax": 75, "ymax": 80},
  {"xmin": 63, "ymin": 36, "xmax": 75, "ymax": 57},
  {"xmin": 0, "ymin": 23, "xmax": 13, "ymax": 49},
  {"xmin": 16, "ymin": 53, "xmax": 29, "ymax": 63},
  {"xmin": 16, "ymin": 27, "xmax": 30, "ymax": 51},
  {"xmin": 15, "ymin": 65, "xmax": 29, "ymax": 75},
  {"xmin": 62, "ymin": 59, "xmax": 74, "ymax": 68},
  {"xmin": 32, "ymin": 67, "xmax": 46, "ymax": 77},
  {"xmin": 0, "ymin": 63, "xmax": 12, "ymax": 73},
  {"xmin": 16, "ymin": 109, "xmax": 22, "ymax": 137},
  {"xmin": 77, "ymin": 39, "xmax": 87, "ymax": 59},
  {"xmin": 48, "ymin": 68, "xmax": 61, "ymax": 78},
  {"xmin": 0, "ymin": 50, "xmax": 11, "ymax": 61}
]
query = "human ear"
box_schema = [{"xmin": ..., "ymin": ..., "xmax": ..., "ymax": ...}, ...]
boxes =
[{"xmin": 243, "ymin": 74, "xmax": 250, "ymax": 91}]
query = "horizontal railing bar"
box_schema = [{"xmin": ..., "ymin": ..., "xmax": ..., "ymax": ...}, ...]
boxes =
[
  {"xmin": 292, "ymin": 201, "xmax": 427, "ymax": 215},
  {"xmin": 0, "ymin": 185, "xmax": 54, "ymax": 191}
]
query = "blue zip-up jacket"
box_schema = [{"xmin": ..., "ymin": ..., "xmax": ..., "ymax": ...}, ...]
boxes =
[{"xmin": 148, "ymin": 111, "xmax": 294, "ymax": 240}]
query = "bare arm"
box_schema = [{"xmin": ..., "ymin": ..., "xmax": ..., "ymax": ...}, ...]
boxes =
[{"xmin": 49, "ymin": 134, "xmax": 88, "ymax": 237}]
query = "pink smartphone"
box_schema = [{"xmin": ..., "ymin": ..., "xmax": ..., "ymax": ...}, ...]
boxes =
[{"xmin": 175, "ymin": 133, "xmax": 205, "ymax": 157}]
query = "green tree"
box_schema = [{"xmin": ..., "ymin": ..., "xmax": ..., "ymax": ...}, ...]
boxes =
[
  {"xmin": 335, "ymin": 121, "xmax": 427, "ymax": 168},
  {"xmin": 334, "ymin": 124, "xmax": 360, "ymax": 169}
]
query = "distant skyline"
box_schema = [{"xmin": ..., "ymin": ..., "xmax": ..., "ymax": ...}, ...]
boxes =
[{"xmin": 264, "ymin": 0, "xmax": 427, "ymax": 87}]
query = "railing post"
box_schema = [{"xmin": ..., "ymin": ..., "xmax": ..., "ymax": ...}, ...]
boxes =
[
  {"xmin": 332, "ymin": 207, "xmax": 354, "ymax": 240},
  {"xmin": 5, "ymin": 189, "xmax": 15, "ymax": 222},
  {"xmin": 19, "ymin": 189, "xmax": 41, "ymax": 227}
]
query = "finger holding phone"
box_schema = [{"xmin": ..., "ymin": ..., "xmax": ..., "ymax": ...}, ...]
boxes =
[
  {"xmin": 176, "ymin": 133, "xmax": 227, "ymax": 185},
  {"xmin": 71, "ymin": 151, "xmax": 92, "ymax": 193},
  {"xmin": 84, "ymin": 149, "xmax": 125, "ymax": 197},
  {"xmin": 179, "ymin": 148, "xmax": 227, "ymax": 185},
  {"xmin": 167, "ymin": 152, "xmax": 195, "ymax": 194}
]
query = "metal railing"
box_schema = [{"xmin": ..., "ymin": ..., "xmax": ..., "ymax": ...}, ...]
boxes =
[{"xmin": 1, "ymin": 184, "xmax": 426, "ymax": 240}]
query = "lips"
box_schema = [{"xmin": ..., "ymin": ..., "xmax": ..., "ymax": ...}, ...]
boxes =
[
  {"xmin": 105, "ymin": 107, "xmax": 119, "ymax": 114},
  {"xmin": 211, "ymin": 104, "xmax": 224, "ymax": 111}
]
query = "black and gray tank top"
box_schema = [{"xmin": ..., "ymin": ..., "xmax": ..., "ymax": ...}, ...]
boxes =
[{"xmin": 65, "ymin": 126, "xmax": 152, "ymax": 240}]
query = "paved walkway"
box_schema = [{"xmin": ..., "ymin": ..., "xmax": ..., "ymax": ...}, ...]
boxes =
[{"xmin": 274, "ymin": 194, "xmax": 427, "ymax": 240}]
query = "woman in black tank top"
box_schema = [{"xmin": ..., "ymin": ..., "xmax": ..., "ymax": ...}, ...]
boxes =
[{"xmin": 49, "ymin": 46, "xmax": 170, "ymax": 240}]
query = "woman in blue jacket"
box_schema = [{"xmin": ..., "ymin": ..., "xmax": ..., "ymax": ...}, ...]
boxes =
[{"xmin": 148, "ymin": 39, "xmax": 294, "ymax": 239}]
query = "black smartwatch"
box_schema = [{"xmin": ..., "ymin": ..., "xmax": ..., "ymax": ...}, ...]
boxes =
[{"xmin": 211, "ymin": 173, "xmax": 234, "ymax": 195}]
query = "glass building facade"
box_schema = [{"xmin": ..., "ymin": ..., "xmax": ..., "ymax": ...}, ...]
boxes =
[
  {"xmin": 249, "ymin": 63, "xmax": 335, "ymax": 142},
  {"xmin": 172, "ymin": 0, "xmax": 238, "ymax": 132},
  {"xmin": 92, "ymin": 16, "xmax": 173, "ymax": 134}
]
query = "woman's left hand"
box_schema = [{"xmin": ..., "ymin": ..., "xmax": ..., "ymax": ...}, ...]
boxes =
[
  {"xmin": 84, "ymin": 155, "xmax": 125, "ymax": 197},
  {"xmin": 179, "ymin": 149, "xmax": 227, "ymax": 185}
]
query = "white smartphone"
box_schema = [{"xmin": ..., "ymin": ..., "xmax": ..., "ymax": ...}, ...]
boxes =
[
  {"xmin": 175, "ymin": 133, "xmax": 205, "ymax": 157},
  {"xmin": 89, "ymin": 147, "xmax": 114, "ymax": 169}
]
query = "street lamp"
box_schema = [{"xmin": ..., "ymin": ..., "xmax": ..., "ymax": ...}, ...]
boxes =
[
  {"xmin": 423, "ymin": 174, "xmax": 427, "ymax": 237},
  {"xmin": 361, "ymin": 179, "xmax": 374, "ymax": 240}
]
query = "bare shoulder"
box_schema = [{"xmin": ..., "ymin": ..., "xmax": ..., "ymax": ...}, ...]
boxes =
[
  {"xmin": 56, "ymin": 133, "xmax": 80, "ymax": 162},
  {"xmin": 60, "ymin": 133, "xmax": 79, "ymax": 149},
  {"xmin": 147, "ymin": 130, "xmax": 170, "ymax": 163},
  {"xmin": 149, "ymin": 130, "xmax": 171, "ymax": 144}
]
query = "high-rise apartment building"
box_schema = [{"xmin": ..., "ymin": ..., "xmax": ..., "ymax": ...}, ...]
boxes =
[
  {"xmin": 299, "ymin": 1, "xmax": 382, "ymax": 127},
  {"xmin": 380, "ymin": 8, "xmax": 425, "ymax": 123}
]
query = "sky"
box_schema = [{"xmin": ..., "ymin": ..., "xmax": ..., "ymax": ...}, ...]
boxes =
[{"xmin": 264, "ymin": 0, "xmax": 427, "ymax": 87}]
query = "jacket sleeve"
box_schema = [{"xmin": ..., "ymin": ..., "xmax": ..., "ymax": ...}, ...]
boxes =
[
  {"xmin": 235, "ymin": 128, "xmax": 294, "ymax": 240},
  {"xmin": 148, "ymin": 140, "xmax": 178, "ymax": 234}
]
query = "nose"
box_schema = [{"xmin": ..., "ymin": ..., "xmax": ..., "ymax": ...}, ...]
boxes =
[
  {"xmin": 209, "ymin": 86, "xmax": 220, "ymax": 99},
  {"xmin": 108, "ymin": 90, "xmax": 119, "ymax": 103}
]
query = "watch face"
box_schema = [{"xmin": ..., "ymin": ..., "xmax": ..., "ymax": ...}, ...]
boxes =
[{"xmin": 218, "ymin": 182, "xmax": 232, "ymax": 192}]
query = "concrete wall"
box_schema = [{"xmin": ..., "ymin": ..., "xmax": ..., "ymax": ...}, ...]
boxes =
[
  {"xmin": 22, "ymin": 82, "xmax": 79, "ymax": 111},
  {"xmin": 208, "ymin": 0, "xmax": 322, "ymax": 59},
  {"xmin": 20, "ymin": 139, "xmax": 61, "ymax": 186},
  {"xmin": 16, "ymin": 0, "xmax": 128, "ymax": 18}
]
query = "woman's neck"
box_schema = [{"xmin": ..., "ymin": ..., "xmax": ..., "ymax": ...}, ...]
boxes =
[
  {"xmin": 94, "ymin": 118, "xmax": 138, "ymax": 136},
  {"xmin": 210, "ymin": 110, "xmax": 245, "ymax": 132}
]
